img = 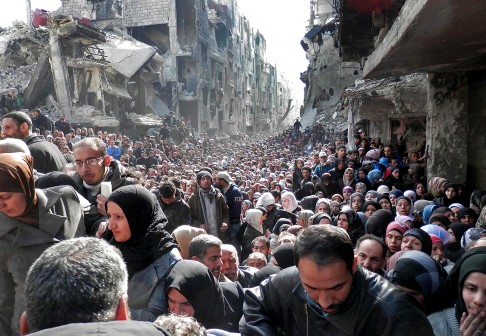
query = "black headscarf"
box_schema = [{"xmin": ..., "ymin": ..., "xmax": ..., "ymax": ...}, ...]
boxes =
[
  {"xmin": 272, "ymin": 242, "xmax": 295, "ymax": 269},
  {"xmin": 444, "ymin": 223, "xmax": 469, "ymax": 262},
  {"xmin": 403, "ymin": 228, "xmax": 433, "ymax": 255},
  {"xmin": 457, "ymin": 207, "xmax": 478, "ymax": 223},
  {"xmin": 445, "ymin": 247, "xmax": 486, "ymax": 322},
  {"xmin": 104, "ymin": 185, "xmax": 177, "ymax": 279},
  {"xmin": 165, "ymin": 260, "xmax": 230, "ymax": 330},
  {"xmin": 362, "ymin": 201, "xmax": 381, "ymax": 213},
  {"xmin": 337, "ymin": 208, "xmax": 364, "ymax": 245},
  {"xmin": 365, "ymin": 209, "xmax": 395, "ymax": 239}
]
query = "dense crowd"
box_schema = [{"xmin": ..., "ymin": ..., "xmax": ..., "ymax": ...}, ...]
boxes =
[{"xmin": 0, "ymin": 110, "xmax": 485, "ymax": 336}]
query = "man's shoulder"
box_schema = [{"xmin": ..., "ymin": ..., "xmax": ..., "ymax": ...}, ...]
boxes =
[{"xmin": 28, "ymin": 321, "xmax": 170, "ymax": 336}]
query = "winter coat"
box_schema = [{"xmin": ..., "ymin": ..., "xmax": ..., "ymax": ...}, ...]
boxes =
[
  {"xmin": 24, "ymin": 134, "xmax": 67, "ymax": 174},
  {"xmin": 0, "ymin": 186, "xmax": 85, "ymax": 335}
]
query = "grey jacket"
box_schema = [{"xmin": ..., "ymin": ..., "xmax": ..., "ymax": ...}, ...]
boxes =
[{"xmin": 0, "ymin": 186, "xmax": 85, "ymax": 335}]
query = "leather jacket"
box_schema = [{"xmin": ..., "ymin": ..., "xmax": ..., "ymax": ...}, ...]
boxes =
[{"xmin": 240, "ymin": 266, "xmax": 434, "ymax": 336}]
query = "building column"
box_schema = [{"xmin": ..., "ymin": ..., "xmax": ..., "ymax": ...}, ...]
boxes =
[
  {"xmin": 49, "ymin": 30, "xmax": 73, "ymax": 119},
  {"xmin": 425, "ymin": 73, "xmax": 468, "ymax": 183}
]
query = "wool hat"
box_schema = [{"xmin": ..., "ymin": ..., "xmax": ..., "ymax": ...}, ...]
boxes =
[
  {"xmin": 196, "ymin": 170, "xmax": 212, "ymax": 182},
  {"xmin": 403, "ymin": 228, "xmax": 433, "ymax": 255}
]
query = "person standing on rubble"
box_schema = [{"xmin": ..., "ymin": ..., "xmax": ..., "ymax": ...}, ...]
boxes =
[
  {"xmin": 0, "ymin": 88, "xmax": 20, "ymax": 115},
  {"xmin": 30, "ymin": 108, "xmax": 54, "ymax": 137}
]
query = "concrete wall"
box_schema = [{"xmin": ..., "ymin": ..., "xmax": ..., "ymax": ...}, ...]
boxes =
[
  {"xmin": 426, "ymin": 73, "xmax": 468, "ymax": 184},
  {"xmin": 467, "ymin": 71, "xmax": 486, "ymax": 190}
]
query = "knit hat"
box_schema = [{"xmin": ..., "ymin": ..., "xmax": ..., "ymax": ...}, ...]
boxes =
[
  {"xmin": 196, "ymin": 170, "xmax": 212, "ymax": 182},
  {"xmin": 403, "ymin": 228, "xmax": 433, "ymax": 255}
]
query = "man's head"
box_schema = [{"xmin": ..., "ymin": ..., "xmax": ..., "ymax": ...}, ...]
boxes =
[
  {"xmin": 247, "ymin": 252, "xmax": 267, "ymax": 269},
  {"xmin": 294, "ymin": 225, "xmax": 356, "ymax": 314},
  {"xmin": 22, "ymin": 238, "xmax": 128, "ymax": 333},
  {"xmin": 301, "ymin": 166, "xmax": 311, "ymax": 179},
  {"xmin": 2, "ymin": 111, "xmax": 32, "ymax": 139},
  {"xmin": 0, "ymin": 138, "xmax": 30, "ymax": 154},
  {"xmin": 159, "ymin": 181, "xmax": 177, "ymax": 205},
  {"xmin": 355, "ymin": 234, "xmax": 386, "ymax": 274},
  {"xmin": 196, "ymin": 170, "xmax": 213, "ymax": 191},
  {"xmin": 221, "ymin": 244, "xmax": 239, "ymax": 281},
  {"xmin": 251, "ymin": 236, "xmax": 270, "ymax": 257},
  {"xmin": 215, "ymin": 171, "xmax": 232, "ymax": 189},
  {"xmin": 73, "ymin": 137, "xmax": 110, "ymax": 186},
  {"xmin": 189, "ymin": 234, "xmax": 223, "ymax": 279}
]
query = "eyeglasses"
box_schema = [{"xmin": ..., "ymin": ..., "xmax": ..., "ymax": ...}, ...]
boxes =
[{"xmin": 74, "ymin": 157, "xmax": 103, "ymax": 168}]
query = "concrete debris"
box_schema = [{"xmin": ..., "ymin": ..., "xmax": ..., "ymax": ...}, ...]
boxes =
[
  {"xmin": 126, "ymin": 112, "xmax": 163, "ymax": 127},
  {"xmin": 0, "ymin": 64, "xmax": 36, "ymax": 91}
]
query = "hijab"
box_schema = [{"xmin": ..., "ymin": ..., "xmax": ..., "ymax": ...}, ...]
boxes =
[
  {"xmin": 104, "ymin": 185, "xmax": 177, "ymax": 279},
  {"xmin": 403, "ymin": 228, "xmax": 433, "ymax": 255},
  {"xmin": 0, "ymin": 153, "xmax": 38, "ymax": 224},
  {"xmin": 396, "ymin": 196, "xmax": 414, "ymax": 217},
  {"xmin": 281, "ymin": 191, "xmax": 298, "ymax": 213},
  {"xmin": 246, "ymin": 209, "xmax": 264, "ymax": 234},
  {"xmin": 172, "ymin": 225, "xmax": 206, "ymax": 259},
  {"xmin": 337, "ymin": 208, "xmax": 364, "ymax": 245},
  {"xmin": 165, "ymin": 260, "xmax": 230, "ymax": 329},
  {"xmin": 422, "ymin": 204, "xmax": 439, "ymax": 224},
  {"xmin": 366, "ymin": 209, "xmax": 395, "ymax": 239},
  {"xmin": 446, "ymin": 247, "xmax": 486, "ymax": 322}
]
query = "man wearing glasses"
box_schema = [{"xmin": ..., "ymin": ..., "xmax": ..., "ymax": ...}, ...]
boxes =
[{"xmin": 72, "ymin": 137, "xmax": 136, "ymax": 235}]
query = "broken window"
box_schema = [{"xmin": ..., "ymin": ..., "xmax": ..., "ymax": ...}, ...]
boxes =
[
  {"xmin": 95, "ymin": 0, "xmax": 123, "ymax": 20},
  {"xmin": 129, "ymin": 25, "xmax": 170, "ymax": 54}
]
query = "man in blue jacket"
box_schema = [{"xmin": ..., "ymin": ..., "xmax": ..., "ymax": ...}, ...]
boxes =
[{"xmin": 215, "ymin": 171, "xmax": 243, "ymax": 248}]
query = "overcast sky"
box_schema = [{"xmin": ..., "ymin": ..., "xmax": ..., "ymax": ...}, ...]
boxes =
[{"xmin": 0, "ymin": 0, "xmax": 308, "ymax": 103}]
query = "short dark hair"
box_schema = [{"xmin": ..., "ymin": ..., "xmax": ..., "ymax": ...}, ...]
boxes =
[
  {"xmin": 159, "ymin": 181, "xmax": 176, "ymax": 198},
  {"xmin": 251, "ymin": 236, "xmax": 270, "ymax": 249},
  {"xmin": 294, "ymin": 225, "xmax": 354, "ymax": 271},
  {"xmin": 302, "ymin": 166, "xmax": 312, "ymax": 173},
  {"xmin": 25, "ymin": 238, "xmax": 128, "ymax": 332},
  {"xmin": 3, "ymin": 111, "xmax": 33, "ymax": 131},
  {"xmin": 188, "ymin": 234, "xmax": 222, "ymax": 260},
  {"xmin": 356, "ymin": 234, "xmax": 387, "ymax": 258}
]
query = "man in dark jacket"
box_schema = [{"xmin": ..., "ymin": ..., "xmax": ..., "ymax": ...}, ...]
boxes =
[
  {"xmin": 30, "ymin": 108, "xmax": 53, "ymax": 136},
  {"xmin": 240, "ymin": 225, "xmax": 434, "ymax": 335},
  {"xmin": 153, "ymin": 181, "xmax": 191, "ymax": 233},
  {"xmin": 2, "ymin": 111, "xmax": 67, "ymax": 174},
  {"xmin": 215, "ymin": 171, "xmax": 243, "ymax": 248},
  {"xmin": 54, "ymin": 113, "xmax": 72, "ymax": 135}
]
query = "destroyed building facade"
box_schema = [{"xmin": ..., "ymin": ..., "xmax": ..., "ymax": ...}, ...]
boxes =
[
  {"xmin": 301, "ymin": 0, "xmax": 486, "ymax": 189},
  {"xmin": 0, "ymin": 0, "xmax": 294, "ymax": 136}
]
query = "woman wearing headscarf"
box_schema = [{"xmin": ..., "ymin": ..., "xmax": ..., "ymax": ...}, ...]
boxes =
[
  {"xmin": 349, "ymin": 192, "xmax": 365, "ymax": 212},
  {"xmin": 242, "ymin": 209, "xmax": 265, "ymax": 260},
  {"xmin": 338, "ymin": 167, "xmax": 356, "ymax": 191},
  {"xmin": 428, "ymin": 247, "xmax": 486, "ymax": 336},
  {"xmin": 366, "ymin": 209, "xmax": 395, "ymax": 240},
  {"xmin": 0, "ymin": 153, "xmax": 85, "ymax": 335},
  {"xmin": 401, "ymin": 228, "xmax": 433, "ymax": 256},
  {"xmin": 367, "ymin": 169, "xmax": 383, "ymax": 190},
  {"xmin": 165, "ymin": 260, "xmax": 237, "ymax": 331},
  {"xmin": 445, "ymin": 223, "xmax": 469, "ymax": 263},
  {"xmin": 362, "ymin": 200, "xmax": 381, "ymax": 218},
  {"xmin": 336, "ymin": 208, "xmax": 364, "ymax": 246},
  {"xmin": 434, "ymin": 183, "xmax": 461, "ymax": 208},
  {"xmin": 103, "ymin": 184, "xmax": 181, "ymax": 321},
  {"xmin": 311, "ymin": 212, "xmax": 333, "ymax": 225},
  {"xmin": 329, "ymin": 158, "xmax": 346, "ymax": 182},
  {"xmin": 428, "ymin": 177, "xmax": 449, "ymax": 199},
  {"xmin": 172, "ymin": 225, "xmax": 206, "ymax": 259},
  {"xmin": 387, "ymin": 250, "xmax": 448, "ymax": 315},
  {"xmin": 469, "ymin": 190, "xmax": 486, "ymax": 214},
  {"xmin": 271, "ymin": 192, "xmax": 298, "ymax": 228},
  {"xmin": 457, "ymin": 208, "xmax": 478, "ymax": 227},
  {"xmin": 396, "ymin": 196, "xmax": 414, "ymax": 217}
]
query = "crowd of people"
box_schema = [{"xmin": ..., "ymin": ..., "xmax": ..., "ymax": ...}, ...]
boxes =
[{"xmin": 0, "ymin": 109, "xmax": 485, "ymax": 335}]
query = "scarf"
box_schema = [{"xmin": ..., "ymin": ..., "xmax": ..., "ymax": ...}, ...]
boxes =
[
  {"xmin": 0, "ymin": 153, "xmax": 38, "ymax": 224},
  {"xmin": 104, "ymin": 185, "xmax": 177, "ymax": 280}
]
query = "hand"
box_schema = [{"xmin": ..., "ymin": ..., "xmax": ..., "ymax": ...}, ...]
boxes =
[
  {"xmin": 265, "ymin": 229, "xmax": 271, "ymax": 238},
  {"xmin": 96, "ymin": 221, "xmax": 108, "ymax": 238},
  {"xmin": 460, "ymin": 311, "xmax": 486, "ymax": 336},
  {"xmin": 96, "ymin": 195, "xmax": 108, "ymax": 216},
  {"xmin": 220, "ymin": 223, "xmax": 228, "ymax": 232}
]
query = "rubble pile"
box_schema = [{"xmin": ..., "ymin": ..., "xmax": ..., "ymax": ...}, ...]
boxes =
[{"xmin": 0, "ymin": 64, "xmax": 37, "ymax": 91}]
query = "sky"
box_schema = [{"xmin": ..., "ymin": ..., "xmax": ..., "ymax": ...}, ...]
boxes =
[{"xmin": 0, "ymin": 0, "xmax": 308, "ymax": 103}]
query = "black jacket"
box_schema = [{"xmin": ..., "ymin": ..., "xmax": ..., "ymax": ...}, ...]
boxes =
[
  {"xmin": 152, "ymin": 189, "xmax": 191, "ymax": 233},
  {"xmin": 24, "ymin": 135, "xmax": 67, "ymax": 174},
  {"xmin": 240, "ymin": 266, "xmax": 434, "ymax": 336}
]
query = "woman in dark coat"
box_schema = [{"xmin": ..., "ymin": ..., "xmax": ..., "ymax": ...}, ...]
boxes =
[
  {"xmin": 103, "ymin": 185, "xmax": 181, "ymax": 321},
  {"xmin": 165, "ymin": 260, "xmax": 237, "ymax": 331}
]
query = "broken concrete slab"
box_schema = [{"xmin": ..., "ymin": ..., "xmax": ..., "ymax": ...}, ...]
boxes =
[{"xmin": 97, "ymin": 33, "xmax": 156, "ymax": 78}]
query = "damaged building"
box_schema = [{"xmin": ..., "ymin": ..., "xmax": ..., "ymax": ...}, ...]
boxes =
[
  {"xmin": 301, "ymin": 0, "xmax": 486, "ymax": 189},
  {"xmin": 0, "ymin": 0, "xmax": 294, "ymax": 136}
]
